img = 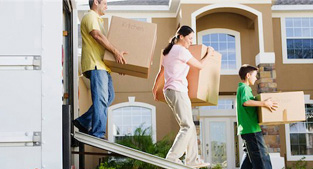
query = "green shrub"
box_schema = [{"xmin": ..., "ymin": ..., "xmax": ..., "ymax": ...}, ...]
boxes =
[{"xmin": 95, "ymin": 125, "xmax": 175, "ymax": 169}]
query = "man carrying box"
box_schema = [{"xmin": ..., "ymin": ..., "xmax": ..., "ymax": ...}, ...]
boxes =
[
  {"xmin": 73, "ymin": 0, "xmax": 127, "ymax": 139},
  {"xmin": 236, "ymin": 64, "xmax": 278, "ymax": 169}
]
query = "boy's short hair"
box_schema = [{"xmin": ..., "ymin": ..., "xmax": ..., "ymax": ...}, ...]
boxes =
[{"xmin": 239, "ymin": 64, "xmax": 258, "ymax": 80}]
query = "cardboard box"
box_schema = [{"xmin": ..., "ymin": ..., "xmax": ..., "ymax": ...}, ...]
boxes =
[
  {"xmin": 256, "ymin": 91, "xmax": 306, "ymax": 125},
  {"xmin": 103, "ymin": 16, "xmax": 157, "ymax": 78},
  {"xmin": 156, "ymin": 45, "xmax": 222, "ymax": 106}
]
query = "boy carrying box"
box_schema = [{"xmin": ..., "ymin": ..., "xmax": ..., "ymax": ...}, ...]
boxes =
[{"xmin": 236, "ymin": 64, "xmax": 278, "ymax": 169}]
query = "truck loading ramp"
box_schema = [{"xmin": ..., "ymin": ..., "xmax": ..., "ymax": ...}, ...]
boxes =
[{"xmin": 74, "ymin": 131, "xmax": 194, "ymax": 169}]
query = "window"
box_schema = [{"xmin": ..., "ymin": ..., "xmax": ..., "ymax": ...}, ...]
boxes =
[
  {"xmin": 200, "ymin": 99, "xmax": 234, "ymax": 110},
  {"xmin": 289, "ymin": 104, "xmax": 313, "ymax": 156},
  {"xmin": 282, "ymin": 17, "xmax": 313, "ymax": 64},
  {"xmin": 286, "ymin": 95, "xmax": 313, "ymax": 161},
  {"xmin": 198, "ymin": 29, "xmax": 241, "ymax": 75},
  {"xmin": 108, "ymin": 97, "xmax": 156, "ymax": 143}
]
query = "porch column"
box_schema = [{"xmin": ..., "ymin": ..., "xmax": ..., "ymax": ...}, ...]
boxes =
[{"xmin": 255, "ymin": 52, "xmax": 280, "ymax": 153}]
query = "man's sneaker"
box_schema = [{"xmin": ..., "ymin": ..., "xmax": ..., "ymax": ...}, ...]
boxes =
[{"xmin": 73, "ymin": 119, "xmax": 88, "ymax": 134}]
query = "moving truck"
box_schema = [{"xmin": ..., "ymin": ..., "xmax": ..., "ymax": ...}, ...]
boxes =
[{"xmin": 0, "ymin": 0, "xmax": 78, "ymax": 168}]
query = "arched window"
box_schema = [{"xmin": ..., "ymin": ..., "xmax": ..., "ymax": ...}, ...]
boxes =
[
  {"xmin": 108, "ymin": 97, "xmax": 156, "ymax": 143},
  {"xmin": 198, "ymin": 29, "xmax": 241, "ymax": 75}
]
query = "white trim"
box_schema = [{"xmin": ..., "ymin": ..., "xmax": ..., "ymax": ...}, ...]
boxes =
[
  {"xmin": 108, "ymin": 97, "xmax": 157, "ymax": 143},
  {"xmin": 197, "ymin": 28, "xmax": 242, "ymax": 75},
  {"xmin": 285, "ymin": 95, "xmax": 313, "ymax": 161},
  {"xmin": 280, "ymin": 17, "xmax": 313, "ymax": 64},
  {"xmin": 191, "ymin": 3, "xmax": 265, "ymax": 54},
  {"xmin": 272, "ymin": 5, "xmax": 313, "ymax": 11},
  {"xmin": 181, "ymin": 0, "xmax": 271, "ymax": 4},
  {"xmin": 255, "ymin": 52, "xmax": 275, "ymax": 65},
  {"xmin": 272, "ymin": 12, "xmax": 313, "ymax": 18}
]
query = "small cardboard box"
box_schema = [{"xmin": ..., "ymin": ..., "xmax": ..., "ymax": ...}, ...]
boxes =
[
  {"xmin": 103, "ymin": 16, "xmax": 157, "ymax": 78},
  {"xmin": 156, "ymin": 45, "xmax": 222, "ymax": 106},
  {"xmin": 256, "ymin": 91, "xmax": 306, "ymax": 125}
]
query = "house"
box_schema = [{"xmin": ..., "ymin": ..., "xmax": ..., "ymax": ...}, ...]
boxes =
[{"xmin": 76, "ymin": 0, "xmax": 313, "ymax": 168}]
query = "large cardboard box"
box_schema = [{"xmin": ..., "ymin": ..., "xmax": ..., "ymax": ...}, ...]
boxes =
[
  {"xmin": 103, "ymin": 16, "xmax": 157, "ymax": 78},
  {"xmin": 156, "ymin": 45, "xmax": 222, "ymax": 106},
  {"xmin": 256, "ymin": 91, "xmax": 306, "ymax": 125}
]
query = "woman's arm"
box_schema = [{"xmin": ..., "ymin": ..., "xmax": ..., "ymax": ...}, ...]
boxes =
[
  {"xmin": 187, "ymin": 46, "xmax": 214, "ymax": 70},
  {"xmin": 152, "ymin": 66, "xmax": 165, "ymax": 101}
]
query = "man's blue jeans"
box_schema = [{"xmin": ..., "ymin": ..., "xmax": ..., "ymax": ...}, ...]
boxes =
[
  {"xmin": 240, "ymin": 132, "xmax": 272, "ymax": 169},
  {"xmin": 76, "ymin": 69, "xmax": 115, "ymax": 138}
]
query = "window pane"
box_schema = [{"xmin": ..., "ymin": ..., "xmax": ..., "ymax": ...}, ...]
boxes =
[
  {"xmin": 287, "ymin": 39, "xmax": 294, "ymax": 48},
  {"xmin": 211, "ymin": 34, "xmax": 218, "ymax": 41},
  {"xmin": 294, "ymin": 28, "xmax": 302, "ymax": 37},
  {"xmin": 287, "ymin": 49, "xmax": 295, "ymax": 59},
  {"xmin": 303, "ymin": 28, "xmax": 310, "ymax": 37},
  {"xmin": 203, "ymin": 35, "xmax": 210, "ymax": 41},
  {"xmin": 290, "ymin": 134, "xmax": 299, "ymax": 145},
  {"xmin": 219, "ymin": 34, "xmax": 227, "ymax": 41},
  {"xmin": 286, "ymin": 28, "xmax": 294, "ymax": 37},
  {"xmin": 302, "ymin": 18, "xmax": 310, "ymax": 27},
  {"xmin": 286, "ymin": 18, "xmax": 293, "ymax": 27},
  {"xmin": 294, "ymin": 18, "xmax": 302, "ymax": 27},
  {"xmin": 228, "ymin": 61, "xmax": 236, "ymax": 70}
]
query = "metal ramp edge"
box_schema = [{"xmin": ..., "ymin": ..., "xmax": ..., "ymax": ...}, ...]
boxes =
[{"xmin": 74, "ymin": 132, "xmax": 193, "ymax": 169}]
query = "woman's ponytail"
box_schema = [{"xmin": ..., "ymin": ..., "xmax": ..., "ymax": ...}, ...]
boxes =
[
  {"xmin": 162, "ymin": 25, "xmax": 194, "ymax": 56},
  {"xmin": 163, "ymin": 36, "xmax": 177, "ymax": 56}
]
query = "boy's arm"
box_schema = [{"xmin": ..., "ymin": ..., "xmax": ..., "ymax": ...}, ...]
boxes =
[{"xmin": 243, "ymin": 98, "xmax": 278, "ymax": 112}]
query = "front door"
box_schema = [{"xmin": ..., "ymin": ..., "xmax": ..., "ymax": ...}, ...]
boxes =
[{"xmin": 202, "ymin": 117, "xmax": 242, "ymax": 169}]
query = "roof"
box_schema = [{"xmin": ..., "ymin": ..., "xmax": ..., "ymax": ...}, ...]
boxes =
[
  {"xmin": 107, "ymin": 0, "xmax": 170, "ymax": 6},
  {"xmin": 274, "ymin": 0, "xmax": 313, "ymax": 5}
]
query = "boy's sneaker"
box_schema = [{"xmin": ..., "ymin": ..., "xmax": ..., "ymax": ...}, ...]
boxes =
[{"xmin": 72, "ymin": 119, "xmax": 88, "ymax": 134}]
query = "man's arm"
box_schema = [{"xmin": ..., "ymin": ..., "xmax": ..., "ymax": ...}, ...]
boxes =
[{"xmin": 90, "ymin": 29, "xmax": 127, "ymax": 64}]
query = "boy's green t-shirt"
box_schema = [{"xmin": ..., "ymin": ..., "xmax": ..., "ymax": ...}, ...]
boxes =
[{"xmin": 236, "ymin": 82, "xmax": 261, "ymax": 135}]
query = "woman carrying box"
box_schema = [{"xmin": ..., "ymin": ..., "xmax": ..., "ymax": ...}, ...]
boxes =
[{"xmin": 152, "ymin": 25, "xmax": 214, "ymax": 168}]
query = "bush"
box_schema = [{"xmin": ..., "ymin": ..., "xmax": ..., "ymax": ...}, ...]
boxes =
[{"xmin": 95, "ymin": 125, "xmax": 175, "ymax": 169}]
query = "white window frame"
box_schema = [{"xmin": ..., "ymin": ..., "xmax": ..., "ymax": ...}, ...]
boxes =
[
  {"xmin": 281, "ymin": 16, "xmax": 313, "ymax": 64},
  {"xmin": 285, "ymin": 95, "xmax": 313, "ymax": 161},
  {"xmin": 198, "ymin": 28, "xmax": 242, "ymax": 75},
  {"xmin": 108, "ymin": 97, "xmax": 157, "ymax": 143}
]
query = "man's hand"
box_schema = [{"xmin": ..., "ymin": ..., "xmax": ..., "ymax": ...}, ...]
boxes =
[
  {"xmin": 263, "ymin": 98, "xmax": 278, "ymax": 112},
  {"xmin": 114, "ymin": 51, "xmax": 127, "ymax": 64}
]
